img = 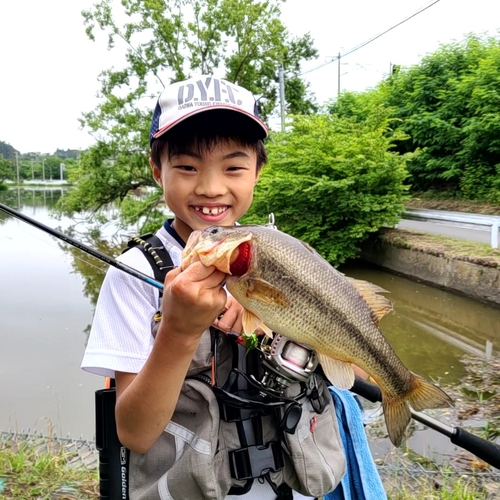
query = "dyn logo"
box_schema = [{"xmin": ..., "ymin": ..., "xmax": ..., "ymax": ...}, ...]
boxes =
[{"xmin": 177, "ymin": 77, "xmax": 243, "ymax": 110}]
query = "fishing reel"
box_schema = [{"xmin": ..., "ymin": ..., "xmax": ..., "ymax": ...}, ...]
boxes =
[{"xmin": 258, "ymin": 333, "xmax": 319, "ymax": 394}]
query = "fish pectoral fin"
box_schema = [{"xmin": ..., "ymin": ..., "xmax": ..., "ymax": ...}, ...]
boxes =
[
  {"xmin": 242, "ymin": 309, "xmax": 272, "ymax": 338},
  {"xmin": 345, "ymin": 276, "xmax": 393, "ymax": 324},
  {"xmin": 317, "ymin": 354, "xmax": 355, "ymax": 390},
  {"xmin": 260, "ymin": 323, "xmax": 274, "ymax": 338},
  {"xmin": 246, "ymin": 278, "xmax": 290, "ymax": 307}
]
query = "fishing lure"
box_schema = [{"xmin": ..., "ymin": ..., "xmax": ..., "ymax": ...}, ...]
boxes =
[{"xmin": 236, "ymin": 331, "xmax": 259, "ymax": 351}]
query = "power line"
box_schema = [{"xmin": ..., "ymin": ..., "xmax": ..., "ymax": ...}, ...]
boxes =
[{"xmin": 300, "ymin": 0, "xmax": 442, "ymax": 76}]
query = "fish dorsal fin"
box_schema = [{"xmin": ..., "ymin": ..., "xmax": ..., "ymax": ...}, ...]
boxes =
[
  {"xmin": 242, "ymin": 309, "xmax": 273, "ymax": 338},
  {"xmin": 246, "ymin": 278, "xmax": 290, "ymax": 307},
  {"xmin": 300, "ymin": 240, "xmax": 316, "ymax": 254},
  {"xmin": 317, "ymin": 353, "xmax": 355, "ymax": 390},
  {"xmin": 345, "ymin": 276, "xmax": 393, "ymax": 324}
]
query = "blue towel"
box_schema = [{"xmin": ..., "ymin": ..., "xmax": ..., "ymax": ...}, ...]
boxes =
[{"xmin": 325, "ymin": 387, "xmax": 387, "ymax": 500}]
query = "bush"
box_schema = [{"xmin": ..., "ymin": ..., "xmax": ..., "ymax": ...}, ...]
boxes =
[{"xmin": 242, "ymin": 113, "xmax": 409, "ymax": 265}]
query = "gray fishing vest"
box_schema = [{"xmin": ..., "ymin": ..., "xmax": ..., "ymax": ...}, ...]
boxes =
[{"xmin": 125, "ymin": 235, "xmax": 346, "ymax": 500}]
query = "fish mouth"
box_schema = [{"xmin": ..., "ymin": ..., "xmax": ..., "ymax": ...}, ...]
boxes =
[{"xmin": 182, "ymin": 229, "xmax": 253, "ymax": 274}]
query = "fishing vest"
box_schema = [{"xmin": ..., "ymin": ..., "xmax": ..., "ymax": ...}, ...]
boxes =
[{"xmin": 123, "ymin": 234, "xmax": 346, "ymax": 500}]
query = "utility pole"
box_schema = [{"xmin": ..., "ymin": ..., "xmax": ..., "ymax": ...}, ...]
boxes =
[
  {"xmin": 42, "ymin": 158, "xmax": 45, "ymax": 181},
  {"xmin": 60, "ymin": 162, "xmax": 65, "ymax": 181},
  {"xmin": 337, "ymin": 52, "xmax": 341, "ymax": 96},
  {"xmin": 278, "ymin": 65, "xmax": 286, "ymax": 132},
  {"xmin": 15, "ymin": 152, "xmax": 19, "ymax": 185},
  {"xmin": 31, "ymin": 158, "xmax": 34, "ymax": 180}
]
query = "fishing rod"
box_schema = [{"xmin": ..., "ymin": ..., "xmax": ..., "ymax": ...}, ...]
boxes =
[
  {"xmin": 0, "ymin": 202, "xmax": 164, "ymax": 291},
  {"xmin": 2, "ymin": 202, "xmax": 500, "ymax": 469},
  {"xmin": 352, "ymin": 376, "xmax": 500, "ymax": 470}
]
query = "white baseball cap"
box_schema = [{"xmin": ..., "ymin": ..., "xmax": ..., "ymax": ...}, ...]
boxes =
[{"xmin": 149, "ymin": 76, "xmax": 268, "ymax": 143}]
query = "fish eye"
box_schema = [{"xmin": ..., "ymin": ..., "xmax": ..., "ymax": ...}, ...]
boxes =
[{"xmin": 209, "ymin": 227, "xmax": 219, "ymax": 235}]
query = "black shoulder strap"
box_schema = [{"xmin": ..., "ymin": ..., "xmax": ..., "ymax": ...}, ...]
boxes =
[{"xmin": 122, "ymin": 233, "xmax": 174, "ymax": 294}]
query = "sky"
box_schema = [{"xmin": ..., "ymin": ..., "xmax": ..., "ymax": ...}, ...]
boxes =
[{"xmin": 0, "ymin": 0, "xmax": 499, "ymax": 154}]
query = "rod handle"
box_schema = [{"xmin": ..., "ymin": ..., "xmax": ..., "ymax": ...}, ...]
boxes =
[
  {"xmin": 451, "ymin": 427, "xmax": 500, "ymax": 470},
  {"xmin": 351, "ymin": 376, "xmax": 382, "ymax": 403}
]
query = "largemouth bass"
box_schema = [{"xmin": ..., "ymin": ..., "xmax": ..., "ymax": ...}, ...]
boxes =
[{"xmin": 182, "ymin": 225, "xmax": 453, "ymax": 446}]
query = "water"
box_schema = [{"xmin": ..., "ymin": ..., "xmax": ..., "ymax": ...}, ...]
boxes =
[{"xmin": 1, "ymin": 187, "xmax": 499, "ymax": 457}]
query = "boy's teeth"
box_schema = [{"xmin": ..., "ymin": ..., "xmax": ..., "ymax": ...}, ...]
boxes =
[{"xmin": 198, "ymin": 206, "xmax": 226, "ymax": 215}]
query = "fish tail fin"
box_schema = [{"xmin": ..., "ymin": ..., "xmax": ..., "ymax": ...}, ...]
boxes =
[
  {"xmin": 406, "ymin": 374, "xmax": 454, "ymax": 412},
  {"xmin": 382, "ymin": 375, "xmax": 453, "ymax": 447},
  {"xmin": 382, "ymin": 397, "xmax": 412, "ymax": 447}
]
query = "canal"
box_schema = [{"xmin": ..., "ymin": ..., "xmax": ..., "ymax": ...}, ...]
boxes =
[{"xmin": 0, "ymin": 187, "xmax": 498, "ymax": 463}]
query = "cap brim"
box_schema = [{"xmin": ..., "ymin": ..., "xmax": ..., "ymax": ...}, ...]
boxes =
[{"xmin": 152, "ymin": 105, "xmax": 268, "ymax": 141}]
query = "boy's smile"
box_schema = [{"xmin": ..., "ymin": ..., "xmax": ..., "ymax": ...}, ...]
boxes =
[{"xmin": 152, "ymin": 140, "xmax": 260, "ymax": 243}]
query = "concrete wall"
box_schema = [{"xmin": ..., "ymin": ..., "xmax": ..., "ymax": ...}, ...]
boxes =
[{"xmin": 361, "ymin": 240, "xmax": 500, "ymax": 306}]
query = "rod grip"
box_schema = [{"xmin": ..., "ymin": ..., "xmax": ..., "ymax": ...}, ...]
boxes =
[
  {"xmin": 351, "ymin": 376, "xmax": 382, "ymax": 403},
  {"xmin": 95, "ymin": 388, "xmax": 129, "ymax": 499},
  {"xmin": 451, "ymin": 427, "xmax": 500, "ymax": 470}
]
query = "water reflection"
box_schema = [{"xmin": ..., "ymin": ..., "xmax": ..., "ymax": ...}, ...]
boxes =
[
  {"xmin": 1, "ymin": 188, "xmax": 500, "ymax": 459},
  {"xmin": 341, "ymin": 262, "xmax": 499, "ymax": 386},
  {"xmin": 0, "ymin": 188, "xmax": 102, "ymax": 439}
]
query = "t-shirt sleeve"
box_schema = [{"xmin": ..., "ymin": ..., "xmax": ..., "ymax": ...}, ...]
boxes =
[{"xmin": 81, "ymin": 247, "xmax": 160, "ymax": 378}]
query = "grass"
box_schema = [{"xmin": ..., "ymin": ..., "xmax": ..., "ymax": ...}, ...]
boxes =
[
  {"xmin": 0, "ymin": 442, "xmax": 98, "ymax": 499},
  {"xmin": 406, "ymin": 193, "xmax": 500, "ymax": 216},
  {"xmin": 0, "ymin": 440, "xmax": 495, "ymax": 500},
  {"xmin": 387, "ymin": 475, "xmax": 490, "ymax": 499},
  {"xmin": 378, "ymin": 228, "xmax": 500, "ymax": 268}
]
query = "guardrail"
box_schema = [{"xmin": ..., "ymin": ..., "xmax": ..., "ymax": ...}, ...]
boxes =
[{"xmin": 401, "ymin": 208, "xmax": 500, "ymax": 249}]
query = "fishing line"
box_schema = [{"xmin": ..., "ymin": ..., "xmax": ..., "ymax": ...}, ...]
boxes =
[
  {"xmin": 0, "ymin": 202, "xmax": 239, "ymax": 333},
  {"xmin": 4, "ymin": 214, "xmax": 116, "ymax": 283},
  {"xmin": 0, "ymin": 202, "xmax": 164, "ymax": 292}
]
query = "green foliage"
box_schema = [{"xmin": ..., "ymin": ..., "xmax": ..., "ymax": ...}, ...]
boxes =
[
  {"xmin": 59, "ymin": 141, "xmax": 151, "ymax": 215},
  {"xmin": 242, "ymin": 113, "xmax": 409, "ymax": 265},
  {"xmin": 0, "ymin": 156, "xmax": 14, "ymax": 184},
  {"xmin": 377, "ymin": 34, "xmax": 500, "ymax": 202},
  {"xmin": 60, "ymin": 0, "xmax": 318, "ymax": 223}
]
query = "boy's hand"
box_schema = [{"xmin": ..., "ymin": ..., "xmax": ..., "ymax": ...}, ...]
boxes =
[
  {"xmin": 158, "ymin": 262, "xmax": 227, "ymax": 343},
  {"xmin": 212, "ymin": 295, "xmax": 244, "ymax": 334}
]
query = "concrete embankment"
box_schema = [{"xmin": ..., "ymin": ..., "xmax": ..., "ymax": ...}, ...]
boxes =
[{"xmin": 360, "ymin": 228, "xmax": 500, "ymax": 306}]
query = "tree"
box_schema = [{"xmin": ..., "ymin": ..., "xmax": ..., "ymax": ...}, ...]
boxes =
[
  {"xmin": 241, "ymin": 112, "xmax": 409, "ymax": 265},
  {"xmin": 378, "ymin": 34, "xmax": 500, "ymax": 202},
  {"xmin": 59, "ymin": 0, "xmax": 318, "ymax": 227},
  {"xmin": 0, "ymin": 157, "xmax": 14, "ymax": 186}
]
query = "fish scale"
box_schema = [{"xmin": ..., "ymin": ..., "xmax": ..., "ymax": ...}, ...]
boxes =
[
  {"xmin": 227, "ymin": 228, "xmax": 412, "ymax": 393},
  {"xmin": 182, "ymin": 224, "xmax": 453, "ymax": 446}
]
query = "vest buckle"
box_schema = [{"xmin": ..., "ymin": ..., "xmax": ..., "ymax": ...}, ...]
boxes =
[{"xmin": 229, "ymin": 441, "xmax": 284, "ymax": 480}]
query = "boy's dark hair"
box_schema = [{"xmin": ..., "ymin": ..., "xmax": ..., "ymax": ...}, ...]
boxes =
[{"xmin": 150, "ymin": 109, "xmax": 267, "ymax": 170}]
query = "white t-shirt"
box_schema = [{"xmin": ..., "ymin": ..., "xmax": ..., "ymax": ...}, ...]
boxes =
[
  {"xmin": 81, "ymin": 225, "xmax": 313, "ymax": 500},
  {"xmin": 82, "ymin": 225, "xmax": 182, "ymax": 378}
]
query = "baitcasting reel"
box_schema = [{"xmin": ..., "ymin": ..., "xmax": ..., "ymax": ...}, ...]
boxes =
[{"xmin": 259, "ymin": 333, "xmax": 319, "ymax": 394}]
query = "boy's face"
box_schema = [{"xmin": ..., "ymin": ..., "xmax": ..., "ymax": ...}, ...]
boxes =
[{"xmin": 151, "ymin": 139, "xmax": 261, "ymax": 243}]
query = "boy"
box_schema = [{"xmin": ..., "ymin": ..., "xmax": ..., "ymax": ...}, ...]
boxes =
[{"xmin": 82, "ymin": 76, "xmax": 346, "ymax": 499}]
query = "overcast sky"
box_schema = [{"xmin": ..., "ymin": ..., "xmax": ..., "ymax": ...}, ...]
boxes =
[{"xmin": 1, "ymin": 0, "xmax": 499, "ymax": 154}]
